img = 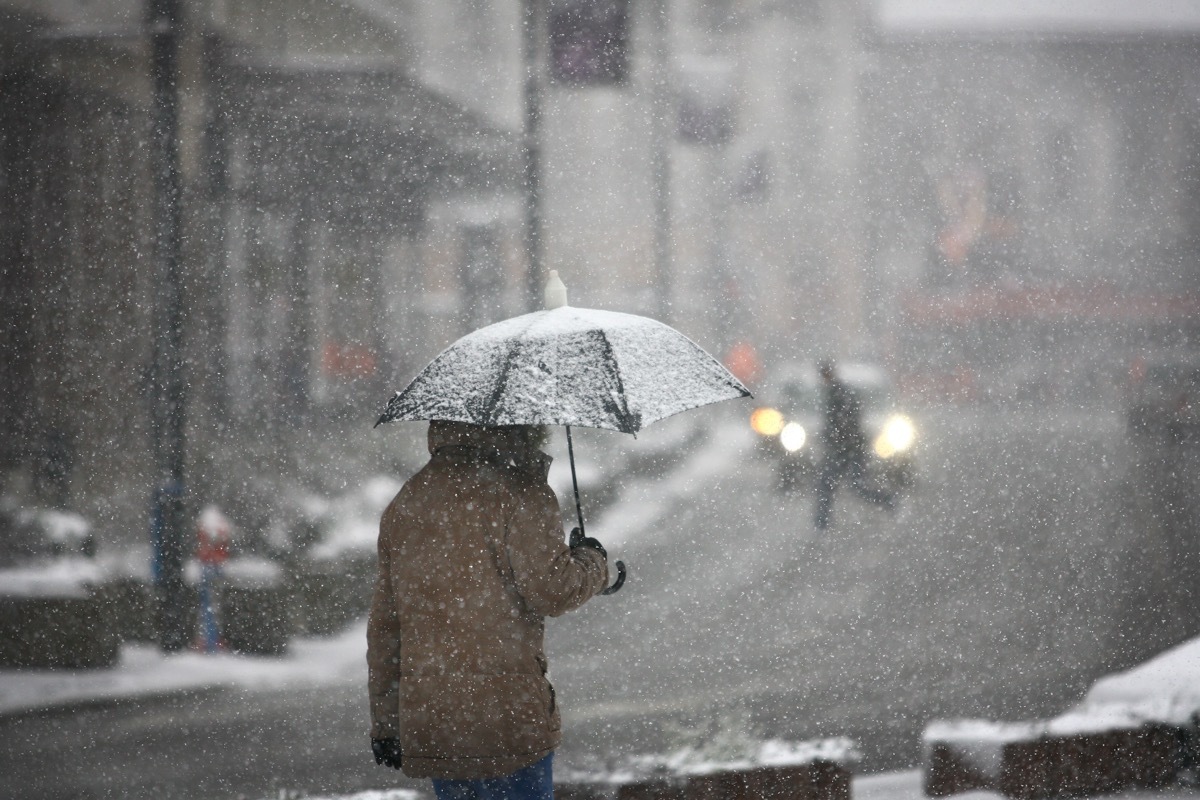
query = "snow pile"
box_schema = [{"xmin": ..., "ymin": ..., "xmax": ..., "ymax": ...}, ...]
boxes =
[
  {"xmin": 1082, "ymin": 636, "xmax": 1200, "ymax": 726},
  {"xmin": 929, "ymin": 635, "xmax": 1200, "ymax": 745},
  {"xmin": 0, "ymin": 557, "xmax": 107, "ymax": 599},
  {"xmin": 564, "ymin": 736, "xmax": 860, "ymax": 786},
  {"xmin": 924, "ymin": 634, "xmax": 1200, "ymax": 784},
  {"xmin": 256, "ymin": 791, "xmax": 419, "ymax": 800},
  {"xmin": 665, "ymin": 736, "xmax": 861, "ymax": 776},
  {"xmin": 26, "ymin": 509, "xmax": 91, "ymax": 547}
]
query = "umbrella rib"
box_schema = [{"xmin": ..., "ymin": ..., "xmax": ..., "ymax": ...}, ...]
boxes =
[
  {"xmin": 375, "ymin": 356, "xmax": 444, "ymax": 426},
  {"xmin": 482, "ymin": 334, "xmax": 523, "ymax": 426},
  {"xmin": 593, "ymin": 329, "xmax": 638, "ymax": 433}
]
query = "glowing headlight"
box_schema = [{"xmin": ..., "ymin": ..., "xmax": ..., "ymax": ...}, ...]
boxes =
[
  {"xmin": 874, "ymin": 415, "xmax": 916, "ymax": 458},
  {"xmin": 750, "ymin": 407, "xmax": 785, "ymax": 437},
  {"xmin": 780, "ymin": 422, "xmax": 807, "ymax": 452}
]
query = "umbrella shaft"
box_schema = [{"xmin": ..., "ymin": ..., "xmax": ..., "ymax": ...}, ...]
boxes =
[{"xmin": 566, "ymin": 425, "xmax": 585, "ymax": 537}]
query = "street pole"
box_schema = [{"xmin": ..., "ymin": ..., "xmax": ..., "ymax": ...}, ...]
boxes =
[
  {"xmin": 147, "ymin": 0, "xmax": 190, "ymax": 652},
  {"xmin": 650, "ymin": 0, "xmax": 673, "ymax": 323},
  {"xmin": 523, "ymin": 0, "xmax": 544, "ymax": 311}
]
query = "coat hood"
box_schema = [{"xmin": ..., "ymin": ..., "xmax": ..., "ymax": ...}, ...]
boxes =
[
  {"xmin": 427, "ymin": 420, "xmax": 513, "ymax": 457},
  {"xmin": 427, "ymin": 422, "xmax": 553, "ymax": 481}
]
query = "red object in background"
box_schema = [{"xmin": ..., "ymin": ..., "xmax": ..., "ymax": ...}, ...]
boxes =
[
  {"xmin": 724, "ymin": 340, "xmax": 762, "ymax": 388},
  {"xmin": 1129, "ymin": 354, "xmax": 1147, "ymax": 385},
  {"xmin": 322, "ymin": 341, "xmax": 377, "ymax": 378},
  {"xmin": 196, "ymin": 506, "xmax": 232, "ymax": 566}
]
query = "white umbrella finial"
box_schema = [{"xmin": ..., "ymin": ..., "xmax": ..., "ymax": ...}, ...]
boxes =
[{"xmin": 544, "ymin": 270, "xmax": 568, "ymax": 309}]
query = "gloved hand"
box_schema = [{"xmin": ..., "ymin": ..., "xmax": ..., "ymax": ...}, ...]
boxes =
[
  {"xmin": 372, "ymin": 738, "xmax": 403, "ymax": 770},
  {"xmin": 569, "ymin": 527, "xmax": 607, "ymax": 559}
]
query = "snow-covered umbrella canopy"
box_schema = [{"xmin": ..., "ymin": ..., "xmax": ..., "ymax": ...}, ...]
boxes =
[{"xmin": 376, "ymin": 306, "xmax": 751, "ymax": 434}]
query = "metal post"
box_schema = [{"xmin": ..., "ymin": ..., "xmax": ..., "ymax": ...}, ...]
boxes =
[
  {"xmin": 650, "ymin": 0, "xmax": 673, "ymax": 323},
  {"xmin": 523, "ymin": 0, "xmax": 545, "ymax": 311},
  {"xmin": 147, "ymin": 0, "xmax": 189, "ymax": 652}
]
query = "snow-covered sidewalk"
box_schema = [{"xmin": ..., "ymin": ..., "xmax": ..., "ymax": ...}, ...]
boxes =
[{"xmin": 0, "ymin": 620, "xmax": 368, "ymax": 718}]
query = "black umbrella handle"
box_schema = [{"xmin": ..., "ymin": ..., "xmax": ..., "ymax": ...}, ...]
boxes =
[
  {"xmin": 566, "ymin": 425, "xmax": 626, "ymax": 596},
  {"xmin": 601, "ymin": 560, "xmax": 626, "ymax": 595}
]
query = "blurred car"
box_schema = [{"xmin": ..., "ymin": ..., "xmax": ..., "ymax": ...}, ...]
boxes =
[
  {"xmin": 749, "ymin": 361, "xmax": 918, "ymax": 495},
  {"xmin": 1126, "ymin": 357, "xmax": 1200, "ymax": 443}
]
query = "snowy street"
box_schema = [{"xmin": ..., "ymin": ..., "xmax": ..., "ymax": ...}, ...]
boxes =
[
  {"xmin": 551, "ymin": 405, "xmax": 1199, "ymax": 770},
  {"xmin": 1, "ymin": 403, "xmax": 1196, "ymax": 799}
]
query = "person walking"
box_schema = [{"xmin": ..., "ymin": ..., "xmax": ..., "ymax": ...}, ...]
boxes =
[
  {"xmin": 367, "ymin": 420, "xmax": 610, "ymax": 799},
  {"xmin": 194, "ymin": 505, "xmax": 232, "ymax": 652},
  {"xmin": 813, "ymin": 359, "xmax": 894, "ymax": 529}
]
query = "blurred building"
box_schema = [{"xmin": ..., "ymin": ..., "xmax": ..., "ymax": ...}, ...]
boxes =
[
  {"xmin": 0, "ymin": 0, "xmax": 521, "ymax": 543},
  {"xmin": 863, "ymin": 1, "xmax": 1200, "ymax": 403},
  {"xmin": 718, "ymin": 0, "xmax": 1200, "ymax": 402}
]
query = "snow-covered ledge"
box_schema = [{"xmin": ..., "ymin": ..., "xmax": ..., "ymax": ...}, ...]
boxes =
[
  {"xmin": 924, "ymin": 635, "xmax": 1200, "ymax": 799},
  {"xmin": 558, "ymin": 737, "xmax": 860, "ymax": 800}
]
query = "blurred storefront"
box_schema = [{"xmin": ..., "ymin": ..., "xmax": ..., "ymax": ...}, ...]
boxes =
[{"xmin": 0, "ymin": 0, "xmax": 521, "ymax": 544}]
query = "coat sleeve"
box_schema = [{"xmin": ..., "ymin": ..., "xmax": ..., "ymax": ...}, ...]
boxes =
[
  {"xmin": 366, "ymin": 505, "xmax": 402, "ymax": 739},
  {"xmin": 505, "ymin": 481, "xmax": 609, "ymax": 617}
]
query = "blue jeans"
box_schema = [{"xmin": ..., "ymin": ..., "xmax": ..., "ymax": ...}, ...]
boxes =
[{"xmin": 432, "ymin": 753, "xmax": 554, "ymax": 800}]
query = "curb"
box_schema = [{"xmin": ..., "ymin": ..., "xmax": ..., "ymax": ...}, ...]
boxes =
[
  {"xmin": 0, "ymin": 684, "xmax": 228, "ymax": 723},
  {"xmin": 1000, "ymin": 725, "xmax": 1184, "ymax": 800},
  {"xmin": 559, "ymin": 759, "xmax": 853, "ymax": 800},
  {"xmin": 925, "ymin": 722, "xmax": 1189, "ymax": 800}
]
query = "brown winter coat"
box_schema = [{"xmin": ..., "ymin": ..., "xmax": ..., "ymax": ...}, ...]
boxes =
[{"xmin": 367, "ymin": 422, "xmax": 609, "ymax": 780}]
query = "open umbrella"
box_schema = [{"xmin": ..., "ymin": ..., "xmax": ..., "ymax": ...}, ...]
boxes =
[{"xmin": 376, "ymin": 271, "xmax": 752, "ymax": 592}]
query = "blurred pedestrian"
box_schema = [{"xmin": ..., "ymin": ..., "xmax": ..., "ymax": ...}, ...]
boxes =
[
  {"xmin": 814, "ymin": 359, "xmax": 894, "ymax": 529},
  {"xmin": 367, "ymin": 421, "xmax": 609, "ymax": 799},
  {"xmin": 195, "ymin": 505, "xmax": 232, "ymax": 652}
]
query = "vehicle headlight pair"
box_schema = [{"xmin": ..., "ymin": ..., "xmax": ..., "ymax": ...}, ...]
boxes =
[
  {"xmin": 874, "ymin": 414, "xmax": 916, "ymax": 459},
  {"xmin": 749, "ymin": 408, "xmax": 808, "ymax": 453}
]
